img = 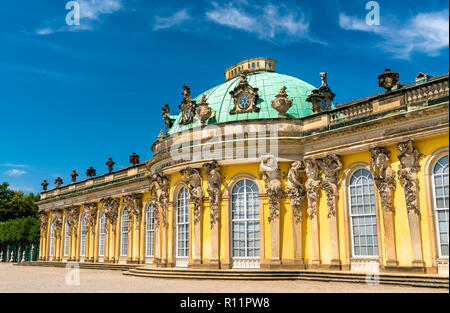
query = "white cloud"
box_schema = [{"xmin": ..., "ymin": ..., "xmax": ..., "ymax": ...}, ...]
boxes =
[
  {"xmin": 36, "ymin": 27, "xmax": 54, "ymax": 35},
  {"xmin": 4, "ymin": 169, "xmax": 27, "ymax": 177},
  {"xmin": 79, "ymin": 0, "xmax": 122, "ymax": 20},
  {"xmin": 1, "ymin": 163, "xmax": 29, "ymax": 168},
  {"xmin": 154, "ymin": 9, "xmax": 191, "ymax": 30},
  {"xmin": 35, "ymin": 0, "xmax": 122, "ymax": 35},
  {"xmin": 205, "ymin": 2, "xmax": 318, "ymax": 43},
  {"xmin": 338, "ymin": 10, "xmax": 449, "ymax": 59}
]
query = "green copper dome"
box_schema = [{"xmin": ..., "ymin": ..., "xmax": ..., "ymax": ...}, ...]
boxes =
[{"xmin": 168, "ymin": 71, "xmax": 318, "ymax": 135}]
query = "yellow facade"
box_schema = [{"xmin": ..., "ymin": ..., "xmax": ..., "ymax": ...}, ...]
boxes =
[{"xmin": 36, "ymin": 60, "xmax": 449, "ymax": 276}]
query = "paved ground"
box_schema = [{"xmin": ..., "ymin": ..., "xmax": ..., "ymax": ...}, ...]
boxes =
[{"xmin": 0, "ymin": 264, "xmax": 446, "ymax": 293}]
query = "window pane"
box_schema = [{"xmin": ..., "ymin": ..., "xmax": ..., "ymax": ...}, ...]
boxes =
[{"xmin": 349, "ymin": 169, "xmax": 379, "ymax": 257}]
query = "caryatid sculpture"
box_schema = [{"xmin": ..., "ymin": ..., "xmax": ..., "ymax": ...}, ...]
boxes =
[
  {"xmin": 51, "ymin": 210, "xmax": 63, "ymax": 238},
  {"xmin": 287, "ymin": 160, "xmax": 306, "ymax": 223},
  {"xmin": 202, "ymin": 160, "xmax": 222, "ymax": 229},
  {"xmin": 317, "ymin": 154, "xmax": 343, "ymax": 218},
  {"xmin": 180, "ymin": 167, "xmax": 204, "ymax": 224},
  {"xmin": 304, "ymin": 158, "xmax": 322, "ymax": 219},
  {"xmin": 397, "ymin": 140, "xmax": 423, "ymax": 215},
  {"xmin": 38, "ymin": 211, "xmax": 48, "ymax": 234},
  {"xmin": 369, "ymin": 147, "xmax": 396, "ymax": 212},
  {"xmin": 83, "ymin": 203, "xmax": 98, "ymax": 234},
  {"xmin": 100, "ymin": 197, "xmax": 120, "ymax": 232},
  {"xmin": 65, "ymin": 206, "xmax": 80, "ymax": 237},
  {"xmin": 260, "ymin": 154, "xmax": 283, "ymax": 223},
  {"xmin": 122, "ymin": 193, "xmax": 143, "ymax": 230},
  {"xmin": 148, "ymin": 171, "xmax": 170, "ymax": 227}
]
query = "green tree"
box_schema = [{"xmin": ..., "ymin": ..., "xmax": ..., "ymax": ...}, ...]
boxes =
[
  {"xmin": 0, "ymin": 217, "xmax": 40, "ymax": 244},
  {"xmin": 0, "ymin": 182, "xmax": 40, "ymax": 222}
]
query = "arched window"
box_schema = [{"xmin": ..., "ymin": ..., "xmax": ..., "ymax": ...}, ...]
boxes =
[
  {"xmin": 80, "ymin": 214, "xmax": 87, "ymax": 257},
  {"xmin": 49, "ymin": 222, "xmax": 55, "ymax": 257},
  {"xmin": 348, "ymin": 168, "xmax": 379, "ymax": 257},
  {"xmin": 120, "ymin": 209, "xmax": 128, "ymax": 256},
  {"xmin": 146, "ymin": 204, "xmax": 155, "ymax": 257},
  {"xmin": 231, "ymin": 179, "xmax": 260, "ymax": 267},
  {"xmin": 63, "ymin": 220, "xmax": 70, "ymax": 257},
  {"xmin": 432, "ymin": 155, "xmax": 449, "ymax": 257},
  {"xmin": 176, "ymin": 187, "xmax": 189, "ymax": 266},
  {"xmin": 98, "ymin": 213, "xmax": 106, "ymax": 257}
]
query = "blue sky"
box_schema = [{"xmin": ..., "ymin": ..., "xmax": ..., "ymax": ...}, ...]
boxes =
[{"xmin": 0, "ymin": 0, "xmax": 448, "ymax": 193}]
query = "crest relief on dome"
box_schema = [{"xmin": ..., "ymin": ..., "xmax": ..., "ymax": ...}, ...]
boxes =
[
  {"xmin": 179, "ymin": 84, "xmax": 197, "ymax": 125},
  {"xmin": 229, "ymin": 73, "xmax": 260, "ymax": 115}
]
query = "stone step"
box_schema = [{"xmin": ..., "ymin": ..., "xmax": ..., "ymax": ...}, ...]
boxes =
[
  {"xmin": 15, "ymin": 261, "xmax": 137, "ymax": 271},
  {"xmin": 123, "ymin": 271, "xmax": 448, "ymax": 289},
  {"xmin": 125, "ymin": 267, "xmax": 448, "ymax": 288},
  {"xmin": 128, "ymin": 267, "xmax": 449, "ymax": 283}
]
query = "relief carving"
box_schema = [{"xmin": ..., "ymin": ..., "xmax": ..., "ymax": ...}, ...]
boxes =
[
  {"xmin": 304, "ymin": 158, "xmax": 322, "ymax": 219},
  {"xmin": 180, "ymin": 167, "xmax": 204, "ymax": 225},
  {"xmin": 369, "ymin": 147, "xmax": 396, "ymax": 212},
  {"xmin": 260, "ymin": 155, "xmax": 283, "ymax": 223},
  {"xmin": 287, "ymin": 160, "xmax": 306, "ymax": 223},
  {"xmin": 202, "ymin": 160, "xmax": 222, "ymax": 229},
  {"xmin": 397, "ymin": 140, "xmax": 424, "ymax": 215},
  {"xmin": 195, "ymin": 94, "xmax": 212, "ymax": 126},
  {"xmin": 317, "ymin": 154, "xmax": 343, "ymax": 218}
]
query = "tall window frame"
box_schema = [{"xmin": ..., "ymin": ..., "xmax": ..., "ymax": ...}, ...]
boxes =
[
  {"xmin": 176, "ymin": 187, "xmax": 189, "ymax": 262},
  {"xmin": 98, "ymin": 212, "xmax": 106, "ymax": 257},
  {"xmin": 120, "ymin": 209, "xmax": 128, "ymax": 257},
  {"xmin": 432, "ymin": 155, "xmax": 449, "ymax": 258},
  {"xmin": 80, "ymin": 214, "xmax": 87, "ymax": 257},
  {"xmin": 231, "ymin": 179, "xmax": 260, "ymax": 263},
  {"xmin": 49, "ymin": 222, "xmax": 55, "ymax": 257},
  {"xmin": 348, "ymin": 168, "xmax": 379, "ymax": 258},
  {"xmin": 63, "ymin": 220, "xmax": 70, "ymax": 257},
  {"xmin": 146, "ymin": 204, "xmax": 155, "ymax": 258}
]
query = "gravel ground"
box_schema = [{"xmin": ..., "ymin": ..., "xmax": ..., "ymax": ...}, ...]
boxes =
[{"xmin": 0, "ymin": 264, "xmax": 446, "ymax": 293}]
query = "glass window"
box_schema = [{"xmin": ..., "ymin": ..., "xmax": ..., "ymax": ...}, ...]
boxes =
[
  {"xmin": 98, "ymin": 213, "xmax": 106, "ymax": 257},
  {"xmin": 80, "ymin": 214, "xmax": 87, "ymax": 257},
  {"xmin": 49, "ymin": 223, "xmax": 55, "ymax": 257},
  {"xmin": 146, "ymin": 205, "xmax": 155, "ymax": 257},
  {"xmin": 231, "ymin": 179, "xmax": 260, "ymax": 259},
  {"xmin": 176, "ymin": 187, "xmax": 189, "ymax": 258},
  {"xmin": 63, "ymin": 220, "xmax": 70, "ymax": 256},
  {"xmin": 349, "ymin": 168, "xmax": 379, "ymax": 257},
  {"xmin": 121, "ymin": 209, "xmax": 128, "ymax": 256},
  {"xmin": 433, "ymin": 155, "xmax": 449, "ymax": 257}
]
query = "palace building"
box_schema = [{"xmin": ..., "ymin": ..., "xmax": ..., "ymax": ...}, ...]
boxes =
[{"xmin": 36, "ymin": 58, "xmax": 449, "ymax": 275}]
